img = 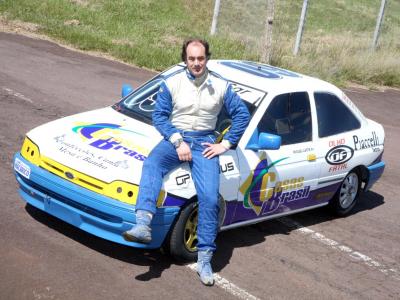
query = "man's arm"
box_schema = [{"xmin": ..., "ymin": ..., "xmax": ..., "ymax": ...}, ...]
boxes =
[
  {"xmin": 152, "ymin": 81, "xmax": 182, "ymax": 144},
  {"xmin": 221, "ymin": 84, "xmax": 251, "ymax": 148},
  {"xmin": 203, "ymin": 84, "xmax": 250, "ymax": 159}
]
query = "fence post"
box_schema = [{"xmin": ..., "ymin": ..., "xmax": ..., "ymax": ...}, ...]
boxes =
[
  {"xmin": 293, "ymin": 0, "xmax": 309, "ymax": 55},
  {"xmin": 372, "ymin": 0, "xmax": 387, "ymax": 50},
  {"xmin": 210, "ymin": 0, "xmax": 221, "ymax": 35},
  {"xmin": 262, "ymin": 0, "xmax": 275, "ymax": 63}
]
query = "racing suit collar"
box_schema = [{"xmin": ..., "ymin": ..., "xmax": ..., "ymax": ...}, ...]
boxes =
[{"xmin": 186, "ymin": 68, "xmax": 209, "ymax": 87}]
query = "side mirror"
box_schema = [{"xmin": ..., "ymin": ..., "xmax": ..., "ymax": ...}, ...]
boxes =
[
  {"xmin": 121, "ymin": 84, "xmax": 134, "ymax": 98},
  {"xmin": 246, "ymin": 132, "xmax": 281, "ymax": 151}
]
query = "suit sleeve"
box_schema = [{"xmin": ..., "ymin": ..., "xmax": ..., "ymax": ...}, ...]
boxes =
[
  {"xmin": 222, "ymin": 84, "xmax": 250, "ymax": 146},
  {"xmin": 152, "ymin": 81, "xmax": 180, "ymax": 141}
]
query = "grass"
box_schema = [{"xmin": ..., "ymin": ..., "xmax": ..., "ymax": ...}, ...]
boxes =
[{"xmin": 0, "ymin": 0, "xmax": 399, "ymax": 87}]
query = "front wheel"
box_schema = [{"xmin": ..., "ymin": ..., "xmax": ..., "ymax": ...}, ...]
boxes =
[
  {"xmin": 167, "ymin": 196, "xmax": 226, "ymax": 262},
  {"xmin": 168, "ymin": 202, "xmax": 198, "ymax": 262},
  {"xmin": 329, "ymin": 170, "xmax": 361, "ymax": 216}
]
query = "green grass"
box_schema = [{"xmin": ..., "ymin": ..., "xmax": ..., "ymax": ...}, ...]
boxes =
[{"xmin": 0, "ymin": 0, "xmax": 399, "ymax": 87}]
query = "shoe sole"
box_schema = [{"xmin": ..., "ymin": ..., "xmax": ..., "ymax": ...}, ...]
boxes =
[{"xmin": 122, "ymin": 232, "xmax": 151, "ymax": 244}]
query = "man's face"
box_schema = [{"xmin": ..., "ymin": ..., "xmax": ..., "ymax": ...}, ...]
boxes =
[{"xmin": 185, "ymin": 42, "xmax": 207, "ymax": 78}]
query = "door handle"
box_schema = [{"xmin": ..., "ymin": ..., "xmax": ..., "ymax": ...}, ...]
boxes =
[{"xmin": 307, "ymin": 153, "xmax": 317, "ymax": 161}]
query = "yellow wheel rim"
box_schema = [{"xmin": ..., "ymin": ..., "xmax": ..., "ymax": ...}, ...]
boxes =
[{"xmin": 184, "ymin": 207, "xmax": 198, "ymax": 252}]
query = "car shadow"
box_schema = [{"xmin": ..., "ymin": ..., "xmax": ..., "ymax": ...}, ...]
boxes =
[
  {"xmin": 25, "ymin": 204, "xmax": 172, "ymax": 281},
  {"xmin": 24, "ymin": 189, "xmax": 384, "ymax": 279},
  {"xmin": 213, "ymin": 190, "xmax": 384, "ymax": 272}
]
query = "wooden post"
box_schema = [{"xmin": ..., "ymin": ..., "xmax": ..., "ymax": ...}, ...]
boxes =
[
  {"xmin": 210, "ymin": 0, "xmax": 221, "ymax": 35},
  {"xmin": 293, "ymin": 0, "xmax": 309, "ymax": 55},
  {"xmin": 372, "ymin": 0, "xmax": 387, "ymax": 50},
  {"xmin": 262, "ymin": 0, "xmax": 275, "ymax": 63}
]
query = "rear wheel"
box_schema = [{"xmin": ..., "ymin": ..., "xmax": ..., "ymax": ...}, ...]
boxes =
[{"xmin": 329, "ymin": 170, "xmax": 361, "ymax": 216}]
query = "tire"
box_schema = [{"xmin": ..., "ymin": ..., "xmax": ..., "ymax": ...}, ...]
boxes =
[
  {"xmin": 168, "ymin": 197, "xmax": 226, "ymax": 262},
  {"xmin": 329, "ymin": 170, "xmax": 361, "ymax": 216},
  {"xmin": 169, "ymin": 202, "xmax": 199, "ymax": 262}
]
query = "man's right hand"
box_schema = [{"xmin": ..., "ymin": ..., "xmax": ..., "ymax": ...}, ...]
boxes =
[{"xmin": 176, "ymin": 142, "xmax": 192, "ymax": 161}]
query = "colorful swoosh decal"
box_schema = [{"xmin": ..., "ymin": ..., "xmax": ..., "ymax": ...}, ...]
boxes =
[{"xmin": 243, "ymin": 157, "xmax": 289, "ymax": 209}]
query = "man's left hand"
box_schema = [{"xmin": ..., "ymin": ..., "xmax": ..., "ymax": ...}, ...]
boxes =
[{"xmin": 202, "ymin": 143, "xmax": 229, "ymax": 159}]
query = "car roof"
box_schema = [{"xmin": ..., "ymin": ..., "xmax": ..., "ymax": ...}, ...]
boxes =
[
  {"xmin": 205, "ymin": 60, "xmax": 339, "ymax": 95},
  {"xmin": 168, "ymin": 60, "xmax": 339, "ymax": 96}
]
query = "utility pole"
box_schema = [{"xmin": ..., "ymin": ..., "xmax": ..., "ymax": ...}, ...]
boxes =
[
  {"xmin": 293, "ymin": 0, "xmax": 309, "ymax": 55},
  {"xmin": 262, "ymin": 0, "xmax": 275, "ymax": 64},
  {"xmin": 372, "ymin": 0, "xmax": 387, "ymax": 50},
  {"xmin": 210, "ymin": 0, "xmax": 221, "ymax": 35}
]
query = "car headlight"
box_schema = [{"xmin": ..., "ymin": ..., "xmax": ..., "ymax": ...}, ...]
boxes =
[{"xmin": 21, "ymin": 137, "xmax": 41, "ymax": 165}]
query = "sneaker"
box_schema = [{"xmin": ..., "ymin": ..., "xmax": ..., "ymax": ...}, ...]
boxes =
[
  {"xmin": 123, "ymin": 210, "xmax": 153, "ymax": 244},
  {"xmin": 197, "ymin": 250, "xmax": 215, "ymax": 286},
  {"xmin": 123, "ymin": 224, "xmax": 152, "ymax": 244}
]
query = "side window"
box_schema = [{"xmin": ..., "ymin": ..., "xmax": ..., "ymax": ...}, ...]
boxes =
[
  {"xmin": 314, "ymin": 92, "xmax": 361, "ymax": 138},
  {"xmin": 257, "ymin": 92, "xmax": 312, "ymax": 145}
]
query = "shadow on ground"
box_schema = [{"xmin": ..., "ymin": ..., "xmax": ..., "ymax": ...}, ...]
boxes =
[{"xmin": 25, "ymin": 189, "xmax": 384, "ymax": 278}]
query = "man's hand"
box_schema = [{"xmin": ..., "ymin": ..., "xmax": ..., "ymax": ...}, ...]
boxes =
[
  {"xmin": 176, "ymin": 142, "xmax": 192, "ymax": 161},
  {"xmin": 202, "ymin": 143, "xmax": 229, "ymax": 159}
]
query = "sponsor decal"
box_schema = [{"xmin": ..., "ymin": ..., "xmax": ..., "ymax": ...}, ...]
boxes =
[
  {"xmin": 239, "ymin": 155, "xmax": 312, "ymax": 215},
  {"xmin": 220, "ymin": 162, "xmax": 234, "ymax": 173},
  {"xmin": 174, "ymin": 161, "xmax": 235, "ymax": 186},
  {"xmin": 262, "ymin": 185, "xmax": 311, "ymax": 214},
  {"xmin": 54, "ymin": 134, "xmax": 131, "ymax": 170},
  {"xmin": 342, "ymin": 92, "xmax": 365, "ymax": 120},
  {"xmin": 325, "ymin": 145, "xmax": 354, "ymax": 165},
  {"xmin": 72, "ymin": 123, "xmax": 148, "ymax": 162},
  {"xmin": 328, "ymin": 163, "xmax": 347, "ymax": 172},
  {"xmin": 353, "ymin": 131, "xmax": 380, "ymax": 151},
  {"xmin": 293, "ymin": 147, "xmax": 314, "ymax": 154},
  {"xmin": 176, "ymin": 173, "xmax": 191, "ymax": 186},
  {"xmin": 329, "ymin": 138, "xmax": 345, "ymax": 148}
]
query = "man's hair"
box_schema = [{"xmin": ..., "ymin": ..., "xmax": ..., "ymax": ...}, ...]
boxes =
[{"xmin": 181, "ymin": 38, "xmax": 211, "ymax": 62}]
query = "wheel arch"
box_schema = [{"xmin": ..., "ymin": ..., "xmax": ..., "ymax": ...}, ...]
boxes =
[{"xmin": 353, "ymin": 165, "xmax": 369, "ymax": 190}]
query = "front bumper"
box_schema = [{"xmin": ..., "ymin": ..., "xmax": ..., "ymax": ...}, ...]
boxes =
[{"xmin": 13, "ymin": 152, "xmax": 180, "ymax": 249}]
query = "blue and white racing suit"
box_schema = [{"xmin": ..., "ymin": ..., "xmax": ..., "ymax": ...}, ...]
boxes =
[{"xmin": 136, "ymin": 68, "xmax": 250, "ymax": 251}]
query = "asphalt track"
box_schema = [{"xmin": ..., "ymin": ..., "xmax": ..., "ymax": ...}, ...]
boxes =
[{"xmin": 0, "ymin": 32, "xmax": 399, "ymax": 300}]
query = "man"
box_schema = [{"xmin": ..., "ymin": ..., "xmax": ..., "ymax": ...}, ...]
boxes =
[{"xmin": 123, "ymin": 38, "xmax": 250, "ymax": 286}]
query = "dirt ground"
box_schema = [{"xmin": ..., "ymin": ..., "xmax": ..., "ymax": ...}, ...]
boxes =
[{"xmin": 0, "ymin": 32, "xmax": 399, "ymax": 300}]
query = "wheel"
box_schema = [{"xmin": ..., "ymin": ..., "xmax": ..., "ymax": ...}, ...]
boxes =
[
  {"xmin": 169, "ymin": 202, "xmax": 198, "ymax": 262},
  {"xmin": 329, "ymin": 170, "xmax": 361, "ymax": 216},
  {"xmin": 168, "ymin": 197, "xmax": 226, "ymax": 262}
]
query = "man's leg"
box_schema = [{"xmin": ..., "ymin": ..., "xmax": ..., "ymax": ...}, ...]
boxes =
[
  {"xmin": 123, "ymin": 140, "xmax": 180, "ymax": 243},
  {"xmin": 190, "ymin": 139, "xmax": 220, "ymax": 286}
]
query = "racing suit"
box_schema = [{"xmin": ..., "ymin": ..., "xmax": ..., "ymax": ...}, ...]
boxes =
[{"xmin": 136, "ymin": 67, "xmax": 250, "ymax": 251}]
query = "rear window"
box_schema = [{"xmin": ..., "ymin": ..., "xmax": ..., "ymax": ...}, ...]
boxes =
[{"xmin": 314, "ymin": 92, "xmax": 361, "ymax": 138}]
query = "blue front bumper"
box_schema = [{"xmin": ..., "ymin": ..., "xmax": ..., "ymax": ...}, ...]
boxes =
[
  {"xmin": 13, "ymin": 153, "xmax": 180, "ymax": 249},
  {"xmin": 365, "ymin": 161, "xmax": 385, "ymax": 191}
]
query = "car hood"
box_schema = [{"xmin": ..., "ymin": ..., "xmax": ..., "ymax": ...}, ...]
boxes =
[{"xmin": 26, "ymin": 106, "xmax": 162, "ymax": 184}]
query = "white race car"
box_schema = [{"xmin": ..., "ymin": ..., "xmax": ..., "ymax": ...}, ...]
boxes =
[{"xmin": 13, "ymin": 60, "xmax": 385, "ymax": 261}]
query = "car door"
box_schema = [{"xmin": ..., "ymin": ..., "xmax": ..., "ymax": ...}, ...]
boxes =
[
  {"xmin": 233, "ymin": 91, "xmax": 320, "ymax": 223},
  {"xmin": 311, "ymin": 91, "xmax": 364, "ymax": 201}
]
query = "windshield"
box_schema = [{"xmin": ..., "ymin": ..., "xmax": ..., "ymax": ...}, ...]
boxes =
[
  {"xmin": 113, "ymin": 72, "xmax": 261, "ymax": 126},
  {"xmin": 114, "ymin": 76, "xmax": 163, "ymax": 123}
]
